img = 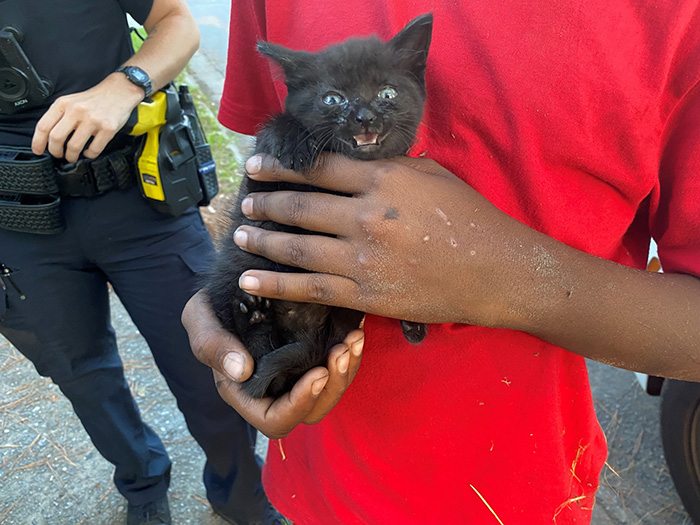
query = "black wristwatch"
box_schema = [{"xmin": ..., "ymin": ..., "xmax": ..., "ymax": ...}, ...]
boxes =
[{"xmin": 115, "ymin": 65, "xmax": 153, "ymax": 98}]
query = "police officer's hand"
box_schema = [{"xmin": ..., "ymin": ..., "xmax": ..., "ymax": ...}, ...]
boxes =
[
  {"xmin": 181, "ymin": 290, "xmax": 364, "ymax": 439},
  {"xmin": 31, "ymin": 72, "xmax": 144, "ymax": 163}
]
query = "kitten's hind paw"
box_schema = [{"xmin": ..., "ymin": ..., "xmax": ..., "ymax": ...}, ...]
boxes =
[{"xmin": 239, "ymin": 293, "xmax": 272, "ymax": 325}]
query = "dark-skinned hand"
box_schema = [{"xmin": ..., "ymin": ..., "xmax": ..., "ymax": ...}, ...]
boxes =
[
  {"xmin": 182, "ymin": 290, "xmax": 365, "ymax": 439},
  {"xmin": 233, "ymin": 153, "xmax": 530, "ymax": 330}
]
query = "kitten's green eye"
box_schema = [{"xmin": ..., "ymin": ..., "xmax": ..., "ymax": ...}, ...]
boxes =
[
  {"xmin": 322, "ymin": 92, "xmax": 346, "ymax": 105},
  {"xmin": 378, "ymin": 86, "xmax": 398, "ymax": 99}
]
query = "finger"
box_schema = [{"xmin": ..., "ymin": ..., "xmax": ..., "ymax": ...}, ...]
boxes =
[
  {"xmin": 213, "ymin": 370, "xmax": 275, "ymax": 429},
  {"xmin": 234, "ymin": 226, "xmax": 354, "ymax": 275},
  {"xmin": 245, "ymin": 153, "xmax": 374, "ymax": 195},
  {"xmin": 344, "ymin": 329, "xmax": 365, "ymax": 385},
  {"xmin": 302, "ymin": 343, "xmax": 349, "ymax": 425},
  {"xmin": 84, "ymin": 129, "xmax": 117, "ymax": 159},
  {"xmin": 303, "ymin": 329, "xmax": 364, "ymax": 425},
  {"xmin": 46, "ymin": 116, "xmax": 79, "ymax": 159},
  {"xmin": 31, "ymin": 104, "xmax": 66, "ymax": 155},
  {"xmin": 64, "ymin": 123, "xmax": 97, "ymax": 163},
  {"xmin": 241, "ymin": 191, "xmax": 357, "ymax": 236},
  {"xmin": 214, "ymin": 366, "xmax": 330, "ymax": 439},
  {"xmin": 181, "ymin": 290, "xmax": 255, "ymax": 382},
  {"xmin": 239, "ymin": 270, "xmax": 359, "ymax": 308}
]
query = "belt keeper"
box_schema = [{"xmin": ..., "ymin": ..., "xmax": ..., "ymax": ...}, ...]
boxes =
[{"xmin": 56, "ymin": 160, "xmax": 99, "ymax": 198}]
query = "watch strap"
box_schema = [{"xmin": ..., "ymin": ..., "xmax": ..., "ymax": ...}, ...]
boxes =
[{"xmin": 115, "ymin": 66, "xmax": 153, "ymax": 98}]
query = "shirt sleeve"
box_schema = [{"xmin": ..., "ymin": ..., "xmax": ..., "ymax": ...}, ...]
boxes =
[
  {"xmin": 117, "ymin": 0, "xmax": 154, "ymax": 25},
  {"xmin": 218, "ymin": 0, "xmax": 283, "ymax": 135},
  {"xmin": 652, "ymin": 82, "xmax": 700, "ymax": 277}
]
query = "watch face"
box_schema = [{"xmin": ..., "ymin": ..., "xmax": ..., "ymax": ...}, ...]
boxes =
[{"xmin": 130, "ymin": 68, "xmax": 148, "ymax": 83}]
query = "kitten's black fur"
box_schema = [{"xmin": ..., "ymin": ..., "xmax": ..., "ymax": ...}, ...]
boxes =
[{"xmin": 205, "ymin": 14, "xmax": 433, "ymax": 398}]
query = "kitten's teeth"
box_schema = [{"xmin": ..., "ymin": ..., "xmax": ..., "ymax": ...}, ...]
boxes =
[{"xmin": 353, "ymin": 133, "xmax": 379, "ymax": 146}]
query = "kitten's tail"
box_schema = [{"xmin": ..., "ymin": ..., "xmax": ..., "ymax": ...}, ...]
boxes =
[
  {"xmin": 241, "ymin": 335, "xmax": 320, "ymax": 399},
  {"xmin": 242, "ymin": 306, "xmax": 364, "ymax": 399}
]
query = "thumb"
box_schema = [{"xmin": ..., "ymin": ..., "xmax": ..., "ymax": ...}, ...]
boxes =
[{"xmin": 182, "ymin": 290, "xmax": 254, "ymax": 382}]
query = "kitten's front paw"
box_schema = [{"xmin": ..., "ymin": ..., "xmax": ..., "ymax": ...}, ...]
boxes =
[
  {"xmin": 275, "ymin": 139, "xmax": 317, "ymax": 172},
  {"xmin": 239, "ymin": 293, "xmax": 272, "ymax": 325}
]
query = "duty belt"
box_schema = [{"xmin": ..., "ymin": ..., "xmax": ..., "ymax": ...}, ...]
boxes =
[{"xmin": 0, "ymin": 143, "xmax": 138, "ymax": 235}]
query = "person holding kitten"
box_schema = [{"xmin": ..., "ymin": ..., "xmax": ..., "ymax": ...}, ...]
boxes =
[{"xmin": 183, "ymin": 0, "xmax": 700, "ymax": 523}]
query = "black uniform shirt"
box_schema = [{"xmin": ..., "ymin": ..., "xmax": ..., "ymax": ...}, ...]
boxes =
[{"xmin": 0, "ymin": 0, "xmax": 154, "ymax": 147}]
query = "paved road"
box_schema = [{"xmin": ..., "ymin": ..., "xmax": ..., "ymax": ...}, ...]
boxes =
[
  {"xmin": 184, "ymin": 0, "xmax": 231, "ymax": 103},
  {"xmin": 0, "ymin": 3, "xmax": 694, "ymax": 524}
]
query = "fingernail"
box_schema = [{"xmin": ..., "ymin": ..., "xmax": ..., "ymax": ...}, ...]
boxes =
[
  {"xmin": 312, "ymin": 375, "xmax": 328, "ymax": 395},
  {"xmin": 233, "ymin": 228, "xmax": 248, "ymax": 248},
  {"xmin": 241, "ymin": 197, "xmax": 253, "ymax": 216},
  {"xmin": 245, "ymin": 155, "xmax": 262, "ymax": 175},
  {"xmin": 337, "ymin": 350, "xmax": 350, "ymax": 374},
  {"xmin": 350, "ymin": 336, "xmax": 364, "ymax": 357},
  {"xmin": 239, "ymin": 274, "xmax": 260, "ymax": 292},
  {"xmin": 223, "ymin": 352, "xmax": 245, "ymax": 381}
]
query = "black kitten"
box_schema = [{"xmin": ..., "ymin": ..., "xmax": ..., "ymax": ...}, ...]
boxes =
[{"xmin": 205, "ymin": 14, "xmax": 433, "ymax": 398}]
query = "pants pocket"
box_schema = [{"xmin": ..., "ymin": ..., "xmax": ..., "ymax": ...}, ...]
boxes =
[{"xmin": 0, "ymin": 264, "xmax": 23, "ymax": 320}]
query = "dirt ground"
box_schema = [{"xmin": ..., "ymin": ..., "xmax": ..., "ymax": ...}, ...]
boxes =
[
  {"xmin": 588, "ymin": 360, "xmax": 692, "ymax": 524},
  {"xmin": 0, "ymin": 290, "xmax": 266, "ymax": 525}
]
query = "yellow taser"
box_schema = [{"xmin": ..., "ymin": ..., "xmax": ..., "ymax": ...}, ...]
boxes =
[{"xmin": 127, "ymin": 90, "xmax": 168, "ymax": 201}]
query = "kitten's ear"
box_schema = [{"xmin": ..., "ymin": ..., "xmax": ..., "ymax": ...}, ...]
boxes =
[
  {"xmin": 257, "ymin": 41, "xmax": 313, "ymax": 85},
  {"xmin": 388, "ymin": 13, "xmax": 433, "ymax": 78}
]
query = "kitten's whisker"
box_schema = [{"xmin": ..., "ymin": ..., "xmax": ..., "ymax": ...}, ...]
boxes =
[
  {"xmin": 317, "ymin": 137, "xmax": 336, "ymax": 159},
  {"xmin": 313, "ymin": 130, "xmax": 334, "ymax": 154},
  {"xmin": 390, "ymin": 126, "xmax": 418, "ymax": 151},
  {"xmin": 292, "ymin": 124, "xmax": 332, "ymax": 147}
]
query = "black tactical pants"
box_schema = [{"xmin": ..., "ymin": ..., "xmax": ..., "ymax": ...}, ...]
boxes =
[{"xmin": 0, "ymin": 185, "xmax": 267, "ymax": 523}]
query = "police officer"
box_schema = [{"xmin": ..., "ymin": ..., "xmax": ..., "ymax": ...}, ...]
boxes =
[{"xmin": 0, "ymin": 1, "xmax": 280, "ymax": 524}]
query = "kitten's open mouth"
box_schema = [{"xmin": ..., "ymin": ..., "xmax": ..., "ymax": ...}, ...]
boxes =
[{"xmin": 353, "ymin": 133, "xmax": 380, "ymax": 147}]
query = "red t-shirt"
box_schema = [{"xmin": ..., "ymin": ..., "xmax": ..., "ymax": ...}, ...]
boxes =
[{"xmin": 220, "ymin": 2, "xmax": 700, "ymax": 523}]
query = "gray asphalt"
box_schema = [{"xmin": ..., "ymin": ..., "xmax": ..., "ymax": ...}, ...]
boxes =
[{"xmin": 0, "ymin": 2, "xmax": 693, "ymax": 523}]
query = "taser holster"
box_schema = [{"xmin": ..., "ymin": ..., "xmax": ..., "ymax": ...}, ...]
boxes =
[{"xmin": 125, "ymin": 84, "xmax": 218, "ymax": 217}]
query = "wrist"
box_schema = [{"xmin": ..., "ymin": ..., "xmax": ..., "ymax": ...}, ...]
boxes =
[
  {"xmin": 114, "ymin": 65, "xmax": 153, "ymax": 98},
  {"xmin": 478, "ymin": 227, "xmax": 572, "ymax": 333},
  {"xmin": 105, "ymin": 72, "xmax": 149, "ymax": 108}
]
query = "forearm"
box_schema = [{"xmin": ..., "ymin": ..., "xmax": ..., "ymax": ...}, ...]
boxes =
[
  {"xmin": 501, "ymin": 225, "xmax": 700, "ymax": 380},
  {"xmin": 98, "ymin": 1, "xmax": 201, "ymax": 108},
  {"xmin": 124, "ymin": 6, "xmax": 200, "ymax": 91}
]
